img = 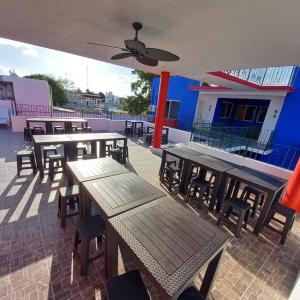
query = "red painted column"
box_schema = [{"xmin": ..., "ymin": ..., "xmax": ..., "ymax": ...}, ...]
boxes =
[{"xmin": 153, "ymin": 71, "xmax": 170, "ymax": 148}]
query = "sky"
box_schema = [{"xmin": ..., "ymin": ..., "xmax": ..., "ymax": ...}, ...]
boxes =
[{"xmin": 0, "ymin": 37, "xmax": 135, "ymax": 97}]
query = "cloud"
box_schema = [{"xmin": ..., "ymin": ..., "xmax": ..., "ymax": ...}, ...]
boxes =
[{"xmin": 0, "ymin": 38, "xmax": 39, "ymax": 58}]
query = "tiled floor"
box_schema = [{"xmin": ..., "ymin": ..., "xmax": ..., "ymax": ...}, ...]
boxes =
[{"xmin": 0, "ymin": 127, "xmax": 299, "ymax": 300}]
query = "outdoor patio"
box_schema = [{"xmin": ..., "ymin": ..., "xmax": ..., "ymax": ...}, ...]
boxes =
[{"xmin": 0, "ymin": 127, "xmax": 299, "ymax": 300}]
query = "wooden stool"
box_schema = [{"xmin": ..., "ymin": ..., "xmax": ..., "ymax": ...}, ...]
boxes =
[
  {"xmin": 53, "ymin": 126, "xmax": 64, "ymax": 134},
  {"xmin": 23, "ymin": 127, "xmax": 31, "ymax": 141},
  {"xmin": 72, "ymin": 125, "xmax": 78, "ymax": 132},
  {"xmin": 217, "ymin": 197, "xmax": 251, "ymax": 237},
  {"xmin": 117, "ymin": 145, "xmax": 129, "ymax": 162},
  {"xmin": 265, "ymin": 203, "xmax": 296, "ymax": 244},
  {"xmin": 106, "ymin": 270, "xmax": 150, "ymax": 300},
  {"xmin": 83, "ymin": 153, "xmax": 97, "ymax": 160},
  {"xmin": 185, "ymin": 177, "xmax": 210, "ymax": 209},
  {"xmin": 160, "ymin": 164, "xmax": 181, "ymax": 192},
  {"xmin": 240, "ymin": 185, "xmax": 264, "ymax": 217},
  {"xmin": 16, "ymin": 150, "xmax": 37, "ymax": 176},
  {"xmin": 43, "ymin": 145, "xmax": 58, "ymax": 168},
  {"xmin": 32, "ymin": 127, "xmax": 44, "ymax": 135},
  {"xmin": 145, "ymin": 133, "xmax": 153, "ymax": 146},
  {"xmin": 75, "ymin": 127, "xmax": 83, "ymax": 133},
  {"xmin": 58, "ymin": 185, "xmax": 79, "ymax": 228},
  {"xmin": 109, "ymin": 147, "xmax": 123, "ymax": 164},
  {"xmin": 124, "ymin": 126, "xmax": 133, "ymax": 137},
  {"xmin": 77, "ymin": 143, "xmax": 88, "ymax": 158},
  {"xmin": 48, "ymin": 154, "xmax": 66, "ymax": 181},
  {"xmin": 73, "ymin": 215, "xmax": 105, "ymax": 276},
  {"xmin": 137, "ymin": 127, "xmax": 144, "ymax": 137}
]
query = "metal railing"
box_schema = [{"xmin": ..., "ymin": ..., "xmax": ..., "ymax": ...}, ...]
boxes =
[
  {"xmin": 191, "ymin": 123, "xmax": 299, "ymax": 170},
  {"xmin": 224, "ymin": 66, "xmax": 295, "ymax": 86},
  {"xmin": 15, "ymin": 104, "xmax": 150, "ymax": 121}
]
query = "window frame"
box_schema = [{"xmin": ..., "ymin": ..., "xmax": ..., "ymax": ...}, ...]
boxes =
[
  {"xmin": 219, "ymin": 101, "xmax": 233, "ymax": 119},
  {"xmin": 256, "ymin": 106, "xmax": 268, "ymax": 123},
  {"xmin": 165, "ymin": 100, "xmax": 180, "ymax": 119},
  {"xmin": 235, "ymin": 104, "xmax": 257, "ymax": 122}
]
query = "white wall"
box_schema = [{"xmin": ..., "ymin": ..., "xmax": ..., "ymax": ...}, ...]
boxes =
[
  {"xmin": 195, "ymin": 91, "xmax": 287, "ymax": 137},
  {"xmin": 1, "ymin": 75, "xmax": 52, "ymax": 107}
]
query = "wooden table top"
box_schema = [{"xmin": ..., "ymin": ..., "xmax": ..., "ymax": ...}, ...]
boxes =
[
  {"xmin": 67, "ymin": 158, "xmax": 129, "ymax": 183},
  {"xmin": 26, "ymin": 117, "xmax": 88, "ymax": 123},
  {"xmin": 225, "ymin": 165, "xmax": 287, "ymax": 192},
  {"xmin": 33, "ymin": 132, "xmax": 127, "ymax": 144},
  {"xmin": 109, "ymin": 197, "xmax": 228, "ymax": 297},
  {"xmin": 164, "ymin": 147, "xmax": 203, "ymax": 160},
  {"xmin": 190, "ymin": 155, "xmax": 238, "ymax": 173},
  {"xmin": 83, "ymin": 172, "xmax": 166, "ymax": 219}
]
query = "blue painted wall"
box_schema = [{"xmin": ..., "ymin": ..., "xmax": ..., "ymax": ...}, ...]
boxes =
[
  {"xmin": 150, "ymin": 75, "xmax": 200, "ymax": 130},
  {"xmin": 273, "ymin": 67, "xmax": 300, "ymax": 148},
  {"xmin": 212, "ymin": 98, "xmax": 270, "ymax": 129}
]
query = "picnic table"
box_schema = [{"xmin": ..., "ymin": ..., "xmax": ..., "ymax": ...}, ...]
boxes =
[
  {"xmin": 125, "ymin": 120, "xmax": 144, "ymax": 136},
  {"xmin": 32, "ymin": 133, "xmax": 127, "ymax": 178},
  {"xmin": 159, "ymin": 147, "xmax": 204, "ymax": 193},
  {"xmin": 223, "ymin": 166, "xmax": 287, "ymax": 235},
  {"xmin": 107, "ymin": 196, "xmax": 228, "ymax": 299},
  {"xmin": 26, "ymin": 117, "xmax": 88, "ymax": 134},
  {"xmin": 184, "ymin": 155, "xmax": 237, "ymax": 210},
  {"xmin": 66, "ymin": 157, "xmax": 129, "ymax": 218}
]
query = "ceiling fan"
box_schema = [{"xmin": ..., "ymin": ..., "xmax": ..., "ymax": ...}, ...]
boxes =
[{"xmin": 87, "ymin": 22, "xmax": 180, "ymax": 67}]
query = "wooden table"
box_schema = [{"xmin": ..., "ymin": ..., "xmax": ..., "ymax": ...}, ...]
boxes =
[
  {"xmin": 82, "ymin": 172, "xmax": 165, "ymax": 219},
  {"xmin": 223, "ymin": 166, "xmax": 287, "ymax": 235},
  {"xmin": 147, "ymin": 125, "xmax": 169, "ymax": 143},
  {"xmin": 125, "ymin": 120, "xmax": 144, "ymax": 136},
  {"xmin": 33, "ymin": 133, "xmax": 127, "ymax": 178},
  {"xmin": 107, "ymin": 197, "xmax": 228, "ymax": 299},
  {"xmin": 26, "ymin": 117, "xmax": 88, "ymax": 134},
  {"xmin": 159, "ymin": 147, "xmax": 203, "ymax": 193},
  {"xmin": 66, "ymin": 158, "xmax": 129, "ymax": 217},
  {"xmin": 185, "ymin": 155, "xmax": 237, "ymax": 210}
]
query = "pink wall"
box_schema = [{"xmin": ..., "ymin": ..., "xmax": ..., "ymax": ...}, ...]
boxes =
[{"xmin": 1, "ymin": 75, "xmax": 51, "ymax": 107}]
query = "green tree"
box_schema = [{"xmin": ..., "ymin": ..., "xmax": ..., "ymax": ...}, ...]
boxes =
[
  {"xmin": 121, "ymin": 70, "xmax": 156, "ymax": 114},
  {"xmin": 24, "ymin": 74, "xmax": 68, "ymax": 106}
]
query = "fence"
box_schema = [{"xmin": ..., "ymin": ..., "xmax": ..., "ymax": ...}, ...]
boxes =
[
  {"xmin": 15, "ymin": 104, "xmax": 150, "ymax": 121},
  {"xmin": 191, "ymin": 123, "xmax": 299, "ymax": 170}
]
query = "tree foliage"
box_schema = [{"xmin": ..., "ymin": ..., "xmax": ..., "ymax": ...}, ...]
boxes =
[
  {"xmin": 121, "ymin": 70, "xmax": 156, "ymax": 115},
  {"xmin": 24, "ymin": 74, "xmax": 69, "ymax": 106}
]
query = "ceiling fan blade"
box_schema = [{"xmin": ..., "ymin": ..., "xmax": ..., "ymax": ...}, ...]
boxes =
[
  {"xmin": 87, "ymin": 42, "xmax": 127, "ymax": 51},
  {"xmin": 111, "ymin": 53, "xmax": 134, "ymax": 60},
  {"xmin": 143, "ymin": 48, "xmax": 179, "ymax": 61},
  {"xmin": 136, "ymin": 55, "xmax": 158, "ymax": 66}
]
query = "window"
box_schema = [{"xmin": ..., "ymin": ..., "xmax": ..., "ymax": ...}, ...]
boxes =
[
  {"xmin": 165, "ymin": 100, "xmax": 180, "ymax": 119},
  {"xmin": 220, "ymin": 102, "xmax": 233, "ymax": 118},
  {"xmin": 235, "ymin": 105, "xmax": 257, "ymax": 121},
  {"xmin": 257, "ymin": 106, "xmax": 268, "ymax": 123}
]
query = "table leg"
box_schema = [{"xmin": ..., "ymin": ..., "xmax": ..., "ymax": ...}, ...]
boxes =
[
  {"xmin": 159, "ymin": 150, "xmax": 167, "ymax": 179},
  {"xmin": 80, "ymin": 186, "xmax": 91, "ymax": 219},
  {"xmin": 91, "ymin": 141, "xmax": 97, "ymax": 158},
  {"xmin": 123, "ymin": 139, "xmax": 127, "ymax": 165},
  {"xmin": 253, "ymin": 192, "xmax": 275, "ymax": 235},
  {"xmin": 105, "ymin": 223, "xmax": 119, "ymax": 279},
  {"xmin": 209, "ymin": 173, "xmax": 221, "ymax": 211},
  {"xmin": 217, "ymin": 176, "xmax": 235, "ymax": 212},
  {"xmin": 99, "ymin": 140, "xmax": 106, "ymax": 157},
  {"xmin": 45, "ymin": 122, "xmax": 52, "ymax": 134},
  {"xmin": 65, "ymin": 123, "xmax": 72, "ymax": 133},
  {"xmin": 34, "ymin": 143, "xmax": 44, "ymax": 178},
  {"xmin": 180, "ymin": 160, "xmax": 192, "ymax": 194},
  {"xmin": 199, "ymin": 248, "xmax": 225, "ymax": 299}
]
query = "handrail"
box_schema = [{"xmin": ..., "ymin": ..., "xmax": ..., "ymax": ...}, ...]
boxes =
[{"xmin": 224, "ymin": 66, "xmax": 295, "ymax": 86}]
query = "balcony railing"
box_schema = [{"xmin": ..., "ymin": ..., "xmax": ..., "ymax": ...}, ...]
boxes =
[
  {"xmin": 224, "ymin": 66, "xmax": 295, "ymax": 86},
  {"xmin": 191, "ymin": 123, "xmax": 299, "ymax": 170}
]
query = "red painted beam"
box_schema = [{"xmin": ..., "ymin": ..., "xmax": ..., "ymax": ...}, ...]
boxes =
[
  {"xmin": 153, "ymin": 71, "xmax": 170, "ymax": 148},
  {"xmin": 208, "ymin": 71, "xmax": 294, "ymax": 93}
]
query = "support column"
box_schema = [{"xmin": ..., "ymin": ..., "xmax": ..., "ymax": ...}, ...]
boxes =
[{"xmin": 153, "ymin": 71, "xmax": 170, "ymax": 148}]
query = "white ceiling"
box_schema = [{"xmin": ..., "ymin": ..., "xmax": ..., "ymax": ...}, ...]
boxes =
[{"xmin": 1, "ymin": 0, "xmax": 300, "ymax": 86}]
